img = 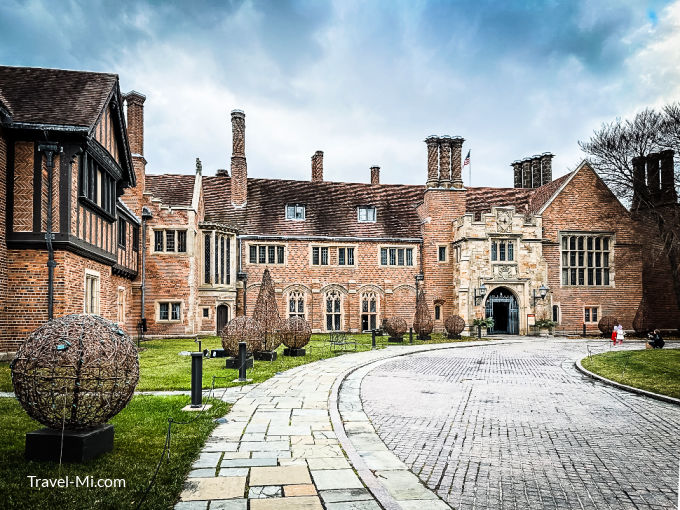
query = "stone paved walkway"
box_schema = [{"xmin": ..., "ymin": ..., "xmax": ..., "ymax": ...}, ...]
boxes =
[
  {"xmin": 174, "ymin": 340, "xmax": 504, "ymax": 510},
  {"xmin": 362, "ymin": 339, "xmax": 680, "ymax": 510}
]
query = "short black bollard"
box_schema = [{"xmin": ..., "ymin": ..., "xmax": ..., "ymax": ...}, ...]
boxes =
[
  {"xmin": 409, "ymin": 327, "xmax": 413, "ymax": 343},
  {"xmin": 190, "ymin": 352, "xmax": 203, "ymax": 408},
  {"xmin": 477, "ymin": 325, "xmax": 482, "ymax": 339},
  {"xmin": 238, "ymin": 341, "xmax": 248, "ymax": 382},
  {"xmin": 582, "ymin": 323, "xmax": 586, "ymax": 336},
  {"xmin": 371, "ymin": 329, "xmax": 376, "ymax": 350}
]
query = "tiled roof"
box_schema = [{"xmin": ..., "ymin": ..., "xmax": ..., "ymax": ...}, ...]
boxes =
[
  {"xmin": 202, "ymin": 176, "xmax": 425, "ymax": 239},
  {"xmin": 528, "ymin": 172, "xmax": 573, "ymax": 213},
  {"xmin": 145, "ymin": 174, "xmax": 195, "ymax": 207},
  {"xmin": 0, "ymin": 66, "xmax": 117, "ymax": 128}
]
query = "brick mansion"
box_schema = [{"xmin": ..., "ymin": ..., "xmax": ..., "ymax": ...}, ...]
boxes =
[{"xmin": 0, "ymin": 66, "xmax": 677, "ymax": 350}]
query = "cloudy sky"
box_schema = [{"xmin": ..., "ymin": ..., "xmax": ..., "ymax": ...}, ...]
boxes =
[{"xmin": 1, "ymin": 0, "xmax": 679, "ymax": 187}]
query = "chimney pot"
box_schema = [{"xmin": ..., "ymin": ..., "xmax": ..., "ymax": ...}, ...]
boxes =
[
  {"xmin": 631, "ymin": 155, "xmax": 647, "ymax": 210},
  {"xmin": 312, "ymin": 150, "xmax": 324, "ymax": 182},
  {"xmin": 660, "ymin": 149, "xmax": 677, "ymax": 204},
  {"xmin": 646, "ymin": 152, "xmax": 661, "ymax": 204},
  {"xmin": 539, "ymin": 152, "xmax": 554, "ymax": 185},
  {"xmin": 370, "ymin": 166, "xmax": 380, "ymax": 185},
  {"xmin": 511, "ymin": 161, "xmax": 523, "ymax": 188},
  {"xmin": 439, "ymin": 136, "xmax": 452, "ymax": 188},
  {"xmin": 425, "ymin": 136, "xmax": 439, "ymax": 188},
  {"xmin": 521, "ymin": 158, "xmax": 532, "ymax": 188},
  {"xmin": 124, "ymin": 91, "xmax": 146, "ymax": 157},
  {"xmin": 450, "ymin": 136, "xmax": 465, "ymax": 189}
]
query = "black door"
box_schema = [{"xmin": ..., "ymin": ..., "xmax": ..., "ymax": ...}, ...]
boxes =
[
  {"xmin": 361, "ymin": 315, "xmax": 369, "ymax": 332},
  {"xmin": 217, "ymin": 305, "xmax": 229, "ymax": 335},
  {"xmin": 485, "ymin": 287, "xmax": 519, "ymax": 334}
]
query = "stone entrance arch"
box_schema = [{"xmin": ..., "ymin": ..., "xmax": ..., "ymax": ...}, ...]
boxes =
[{"xmin": 485, "ymin": 286, "xmax": 519, "ymax": 334}]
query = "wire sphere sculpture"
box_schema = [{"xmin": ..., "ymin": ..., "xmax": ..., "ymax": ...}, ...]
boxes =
[
  {"xmin": 281, "ymin": 317, "xmax": 312, "ymax": 349},
  {"xmin": 598, "ymin": 315, "xmax": 619, "ymax": 336},
  {"xmin": 444, "ymin": 315, "xmax": 465, "ymax": 337},
  {"xmin": 413, "ymin": 290, "xmax": 433, "ymax": 337},
  {"xmin": 221, "ymin": 316, "xmax": 264, "ymax": 356},
  {"xmin": 11, "ymin": 314, "xmax": 139, "ymax": 430},
  {"xmin": 384, "ymin": 317, "xmax": 407, "ymax": 338},
  {"xmin": 252, "ymin": 269, "xmax": 283, "ymax": 351}
]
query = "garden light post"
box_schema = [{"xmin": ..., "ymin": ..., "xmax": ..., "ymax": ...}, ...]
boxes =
[
  {"xmin": 371, "ymin": 329, "xmax": 376, "ymax": 349},
  {"xmin": 238, "ymin": 342, "xmax": 248, "ymax": 382},
  {"xmin": 190, "ymin": 338, "xmax": 203, "ymax": 408}
]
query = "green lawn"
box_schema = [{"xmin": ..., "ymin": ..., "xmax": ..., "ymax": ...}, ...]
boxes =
[
  {"xmin": 581, "ymin": 349, "xmax": 680, "ymax": 399},
  {"xmin": 1, "ymin": 333, "xmax": 474, "ymax": 392},
  {"xmin": 0, "ymin": 395, "xmax": 229, "ymax": 510}
]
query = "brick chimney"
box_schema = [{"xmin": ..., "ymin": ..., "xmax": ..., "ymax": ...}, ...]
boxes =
[
  {"xmin": 425, "ymin": 136, "xmax": 439, "ymax": 188},
  {"xmin": 531, "ymin": 156, "xmax": 541, "ymax": 188},
  {"xmin": 122, "ymin": 91, "xmax": 146, "ymax": 215},
  {"xmin": 230, "ymin": 109, "xmax": 247, "ymax": 207},
  {"xmin": 311, "ymin": 151, "xmax": 324, "ymax": 182},
  {"xmin": 512, "ymin": 161, "xmax": 523, "ymax": 188},
  {"xmin": 370, "ymin": 166, "xmax": 380, "ymax": 185},
  {"xmin": 451, "ymin": 137, "xmax": 464, "ymax": 189},
  {"xmin": 659, "ymin": 149, "xmax": 677, "ymax": 204},
  {"xmin": 646, "ymin": 152, "xmax": 661, "ymax": 203},
  {"xmin": 631, "ymin": 156, "xmax": 647, "ymax": 210},
  {"xmin": 438, "ymin": 136, "xmax": 451, "ymax": 188},
  {"xmin": 540, "ymin": 153, "xmax": 553, "ymax": 184},
  {"xmin": 124, "ymin": 91, "xmax": 145, "ymax": 157},
  {"xmin": 521, "ymin": 159, "xmax": 532, "ymax": 188}
]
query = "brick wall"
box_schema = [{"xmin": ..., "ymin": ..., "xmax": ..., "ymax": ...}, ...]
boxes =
[
  {"xmin": 542, "ymin": 165, "xmax": 643, "ymax": 333},
  {"xmin": 241, "ymin": 239, "xmax": 420, "ymax": 332}
]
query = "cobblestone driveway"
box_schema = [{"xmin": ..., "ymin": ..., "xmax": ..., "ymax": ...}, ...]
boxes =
[{"xmin": 361, "ymin": 339, "xmax": 680, "ymax": 510}]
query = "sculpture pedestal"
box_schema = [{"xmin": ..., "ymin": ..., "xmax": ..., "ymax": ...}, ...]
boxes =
[
  {"xmin": 253, "ymin": 351, "xmax": 277, "ymax": 361},
  {"xmin": 387, "ymin": 337, "xmax": 404, "ymax": 343},
  {"xmin": 283, "ymin": 347, "xmax": 306, "ymax": 357},
  {"xmin": 26, "ymin": 424, "xmax": 114, "ymax": 462},
  {"xmin": 225, "ymin": 356, "xmax": 253, "ymax": 369}
]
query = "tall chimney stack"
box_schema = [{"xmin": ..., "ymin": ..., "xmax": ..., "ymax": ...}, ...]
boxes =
[
  {"xmin": 631, "ymin": 155, "xmax": 647, "ymax": 210},
  {"xmin": 512, "ymin": 161, "xmax": 523, "ymax": 188},
  {"xmin": 659, "ymin": 149, "xmax": 677, "ymax": 204},
  {"xmin": 540, "ymin": 153, "xmax": 553, "ymax": 185},
  {"xmin": 646, "ymin": 152, "xmax": 661, "ymax": 204},
  {"xmin": 230, "ymin": 109, "xmax": 247, "ymax": 207},
  {"xmin": 425, "ymin": 136, "xmax": 439, "ymax": 188},
  {"xmin": 522, "ymin": 159, "xmax": 532, "ymax": 188},
  {"xmin": 451, "ymin": 136, "xmax": 464, "ymax": 188},
  {"xmin": 370, "ymin": 166, "xmax": 380, "ymax": 185},
  {"xmin": 124, "ymin": 91, "xmax": 146, "ymax": 157},
  {"xmin": 311, "ymin": 151, "xmax": 324, "ymax": 182},
  {"xmin": 438, "ymin": 136, "xmax": 451, "ymax": 188},
  {"xmin": 531, "ymin": 156, "xmax": 542, "ymax": 188}
]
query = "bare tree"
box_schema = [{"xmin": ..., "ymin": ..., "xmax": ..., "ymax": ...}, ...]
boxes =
[{"xmin": 579, "ymin": 103, "xmax": 680, "ymax": 318}]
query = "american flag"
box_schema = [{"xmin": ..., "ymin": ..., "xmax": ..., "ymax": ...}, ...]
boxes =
[{"xmin": 463, "ymin": 150, "xmax": 471, "ymax": 166}]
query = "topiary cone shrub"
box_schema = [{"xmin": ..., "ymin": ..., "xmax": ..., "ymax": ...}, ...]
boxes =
[
  {"xmin": 598, "ymin": 315, "xmax": 618, "ymax": 337},
  {"xmin": 384, "ymin": 317, "xmax": 407, "ymax": 340},
  {"xmin": 252, "ymin": 268, "xmax": 283, "ymax": 352},
  {"xmin": 221, "ymin": 316, "xmax": 263, "ymax": 356},
  {"xmin": 444, "ymin": 315, "xmax": 465, "ymax": 339},
  {"xmin": 282, "ymin": 316, "xmax": 312, "ymax": 349},
  {"xmin": 413, "ymin": 289, "xmax": 433, "ymax": 340}
]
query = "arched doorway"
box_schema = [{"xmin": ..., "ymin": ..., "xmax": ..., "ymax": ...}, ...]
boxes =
[
  {"xmin": 485, "ymin": 287, "xmax": 519, "ymax": 334},
  {"xmin": 216, "ymin": 304, "xmax": 229, "ymax": 335}
]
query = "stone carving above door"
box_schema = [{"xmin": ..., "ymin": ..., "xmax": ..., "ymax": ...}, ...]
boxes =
[
  {"xmin": 493, "ymin": 264, "xmax": 517, "ymax": 280},
  {"xmin": 497, "ymin": 209, "xmax": 512, "ymax": 233}
]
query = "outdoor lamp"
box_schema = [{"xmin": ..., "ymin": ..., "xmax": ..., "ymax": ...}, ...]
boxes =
[
  {"xmin": 474, "ymin": 283, "xmax": 487, "ymax": 305},
  {"xmin": 533, "ymin": 284, "xmax": 549, "ymax": 306}
]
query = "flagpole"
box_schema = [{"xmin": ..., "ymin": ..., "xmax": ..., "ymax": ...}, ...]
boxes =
[{"xmin": 469, "ymin": 157, "xmax": 471, "ymax": 187}]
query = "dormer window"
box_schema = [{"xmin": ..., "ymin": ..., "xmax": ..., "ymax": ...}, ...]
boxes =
[
  {"xmin": 358, "ymin": 206, "xmax": 376, "ymax": 222},
  {"xmin": 286, "ymin": 204, "xmax": 306, "ymax": 220}
]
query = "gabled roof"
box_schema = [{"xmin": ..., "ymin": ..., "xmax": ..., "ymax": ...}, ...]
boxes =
[
  {"xmin": 0, "ymin": 66, "xmax": 117, "ymax": 129},
  {"xmin": 145, "ymin": 174, "xmax": 195, "ymax": 207},
  {"xmin": 202, "ymin": 176, "xmax": 425, "ymax": 239}
]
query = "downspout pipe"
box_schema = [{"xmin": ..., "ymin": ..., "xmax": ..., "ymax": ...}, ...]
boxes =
[
  {"xmin": 141, "ymin": 207, "xmax": 153, "ymax": 336},
  {"xmin": 38, "ymin": 142, "xmax": 60, "ymax": 320}
]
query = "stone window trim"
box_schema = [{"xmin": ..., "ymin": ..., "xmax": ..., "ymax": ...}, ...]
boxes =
[
  {"xmin": 560, "ymin": 232, "xmax": 614, "ymax": 288},
  {"xmin": 359, "ymin": 290, "xmax": 380, "ymax": 332},
  {"xmin": 246, "ymin": 242, "xmax": 286, "ymax": 266},
  {"xmin": 152, "ymin": 228, "xmax": 189, "ymax": 255},
  {"xmin": 285, "ymin": 203, "xmax": 306, "ymax": 221},
  {"xmin": 156, "ymin": 300, "xmax": 183, "ymax": 323},
  {"xmin": 437, "ymin": 244, "xmax": 448, "ymax": 263},
  {"xmin": 310, "ymin": 244, "xmax": 358, "ymax": 267},
  {"xmin": 287, "ymin": 289, "xmax": 306, "ymax": 319},
  {"xmin": 203, "ymin": 231, "xmax": 234, "ymax": 287},
  {"xmin": 584, "ymin": 305, "xmax": 600, "ymax": 324},
  {"xmin": 357, "ymin": 205, "xmax": 377, "ymax": 223},
  {"xmin": 378, "ymin": 245, "xmax": 416, "ymax": 267},
  {"xmin": 324, "ymin": 289, "xmax": 343, "ymax": 332},
  {"xmin": 84, "ymin": 269, "xmax": 100, "ymax": 315},
  {"xmin": 490, "ymin": 238, "xmax": 515, "ymax": 263}
]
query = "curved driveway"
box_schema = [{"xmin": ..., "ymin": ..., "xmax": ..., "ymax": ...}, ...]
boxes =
[{"xmin": 361, "ymin": 339, "xmax": 680, "ymax": 510}]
